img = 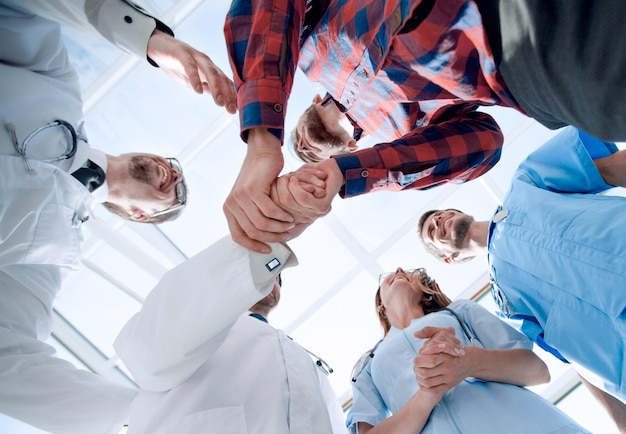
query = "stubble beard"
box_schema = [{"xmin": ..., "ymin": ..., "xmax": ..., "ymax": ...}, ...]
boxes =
[{"xmin": 453, "ymin": 217, "xmax": 471, "ymax": 249}]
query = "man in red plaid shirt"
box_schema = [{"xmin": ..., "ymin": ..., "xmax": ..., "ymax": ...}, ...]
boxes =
[{"xmin": 223, "ymin": 0, "xmax": 626, "ymax": 253}]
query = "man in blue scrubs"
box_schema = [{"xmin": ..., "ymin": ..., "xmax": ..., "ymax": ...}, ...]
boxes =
[{"xmin": 418, "ymin": 127, "xmax": 626, "ymax": 410}]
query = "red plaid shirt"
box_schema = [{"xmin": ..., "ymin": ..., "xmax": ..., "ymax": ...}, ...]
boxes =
[{"xmin": 225, "ymin": 0, "xmax": 522, "ymax": 197}]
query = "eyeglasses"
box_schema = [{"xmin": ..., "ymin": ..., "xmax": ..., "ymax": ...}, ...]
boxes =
[
  {"xmin": 151, "ymin": 158, "xmax": 187, "ymax": 218},
  {"xmin": 378, "ymin": 268, "xmax": 430, "ymax": 286}
]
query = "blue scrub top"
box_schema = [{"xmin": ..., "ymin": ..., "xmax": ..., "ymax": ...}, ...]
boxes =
[
  {"xmin": 348, "ymin": 300, "xmax": 587, "ymax": 433},
  {"xmin": 488, "ymin": 127, "xmax": 626, "ymax": 399}
]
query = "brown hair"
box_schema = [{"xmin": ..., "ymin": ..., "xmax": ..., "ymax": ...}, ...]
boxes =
[
  {"xmin": 290, "ymin": 104, "xmax": 352, "ymax": 163},
  {"xmin": 374, "ymin": 269, "xmax": 452, "ymax": 335}
]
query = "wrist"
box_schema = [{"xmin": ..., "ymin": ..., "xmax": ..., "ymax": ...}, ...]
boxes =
[
  {"xmin": 247, "ymin": 128, "xmax": 281, "ymax": 147},
  {"xmin": 462, "ymin": 345, "xmax": 482, "ymax": 378},
  {"xmin": 146, "ymin": 20, "xmax": 175, "ymax": 67},
  {"xmin": 246, "ymin": 128, "xmax": 284, "ymax": 163},
  {"xmin": 413, "ymin": 389, "xmax": 442, "ymax": 409}
]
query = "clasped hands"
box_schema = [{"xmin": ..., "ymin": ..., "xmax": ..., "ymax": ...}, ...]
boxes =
[
  {"xmin": 224, "ymin": 129, "xmax": 344, "ymax": 253},
  {"xmin": 413, "ymin": 326, "xmax": 469, "ymax": 397}
]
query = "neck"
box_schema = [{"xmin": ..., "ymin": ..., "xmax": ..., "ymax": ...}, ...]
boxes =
[
  {"xmin": 249, "ymin": 307, "xmax": 270, "ymax": 319},
  {"xmin": 336, "ymin": 112, "xmax": 353, "ymax": 138},
  {"xmin": 465, "ymin": 220, "xmax": 490, "ymax": 256},
  {"xmin": 103, "ymin": 154, "xmax": 124, "ymax": 200},
  {"xmin": 390, "ymin": 303, "xmax": 425, "ymax": 329}
]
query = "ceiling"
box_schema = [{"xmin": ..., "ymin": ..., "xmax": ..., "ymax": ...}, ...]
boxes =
[{"xmin": 1, "ymin": 0, "xmax": 622, "ymax": 432}]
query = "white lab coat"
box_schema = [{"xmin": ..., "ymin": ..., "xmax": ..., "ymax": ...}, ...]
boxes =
[
  {"xmin": 0, "ymin": 1, "xmax": 162, "ymax": 433},
  {"xmin": 115, "ymin": 236, "xmax": 348, "ymax": 434}
]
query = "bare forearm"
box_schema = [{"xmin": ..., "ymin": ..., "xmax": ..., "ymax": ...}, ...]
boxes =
[
  {"xmin": 358, "ymin": 391, "xmax": 440, "ymax": 434},
  {"xmin": 579, "ymin": 374, "xmax": 626, "ymax": 433},
  {"xmin": 595, "ymin": 150, "xmax": 626, "ymax": 188},
  {"xmin": 464, "ymin": 347, "xmax": 550, "ymax": 386}
]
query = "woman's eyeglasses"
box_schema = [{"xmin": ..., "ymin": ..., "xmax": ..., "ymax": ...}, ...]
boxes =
[{"xmin": 378, "ymin": 268, "xmax": 429, "ymax": 286}]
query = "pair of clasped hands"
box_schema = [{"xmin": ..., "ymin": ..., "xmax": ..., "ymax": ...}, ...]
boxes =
[
  {"xmin": 149, "ymin": 29, "xmax": 343, "ymax": 253},
  {"xmin": 147, "ymin": 32, "xmax": 339, "ymax": 252},
  {"xmin": 223, "ymin": 128, "xmax": 345, "ymax": 254},
  {"xmin": 413, "ymin": 326, "xmax": 469, "ymax": 401}
]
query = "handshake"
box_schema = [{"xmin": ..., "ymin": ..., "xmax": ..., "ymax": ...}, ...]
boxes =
[
  {"xmin": 223, "ymin": 129, "xmax": 345, "ymax": 253},
  {"xmin": 268, "ymin": 159, "xmax": 344, "ymax": 241}
]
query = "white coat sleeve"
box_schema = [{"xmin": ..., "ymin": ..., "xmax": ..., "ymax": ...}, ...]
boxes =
[
  {"xmin": 4, "ymin": 0, "xmax": 161, "ymax": 59},
  {"xmin": 114, "ymin": 235, "xmax": 297, "ymax": 393}
]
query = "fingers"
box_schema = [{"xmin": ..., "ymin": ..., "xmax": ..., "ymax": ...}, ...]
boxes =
[
  {"xmin": 181, "ymin": 53, "xmax": 203, "ymax": 95},
  {"xmin": 146, "ymin": 31, "xmax": 237, "ymax": 113},
  {"xmin": 286, "ymin": 176, "xmax": 332, "ymax": 216},
  {"xmin": 421, "ymin": 341, "xmax": 465, "ymax": 358},
  {"xmin": 293, "ymin": 165, "xmax": 329, "ymax": 182},
  {"xmin": 413, "ymin": 353, "xmax": 463, "ymax": 392},
  {"xmin": 196, "ymin": 55, "xmax": 237, "ymax": 113},
  {"xmin": 415, "ymin": 327, "xmax": 464, "ymax": 357},
  {"xmin": 223, "ymin": 199, "xmax": 293, "ymax": 253},
  {"xmin": 224, "ymin": 206, "xmax": 273, "ymax": 253},
  {"xmin": 289, "ymin": 169, "xmax": 327, "ymax": 190},
  {"xmin": 414, "ymin": 326, "xmax": 456, "ymax": 340},
  {"xmin": 271, "ymin": 176, "xmax": 324, "ymax": 222}
]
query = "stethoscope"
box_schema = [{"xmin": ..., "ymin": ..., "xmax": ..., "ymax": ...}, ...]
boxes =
[{"xmin": 4, "ymin": 120, "xmax": 84, "ymax": 176}]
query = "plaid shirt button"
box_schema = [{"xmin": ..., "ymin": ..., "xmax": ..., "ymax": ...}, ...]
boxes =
[
  {"xmin": 360, "ymin": 170, "xmax": 369, "ymax": 178},
  {"xmin": 272, "ymin": 103, "xmax": 283, "ymax": 113}
]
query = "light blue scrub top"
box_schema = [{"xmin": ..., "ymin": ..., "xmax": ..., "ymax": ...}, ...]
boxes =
[
  {"xmin": 348, "ymin": 300, "xmax": 587, "ymax": 433},
  {"xmin": 487, "ymin": 127, "xmax": 626, "ymax": 399}
]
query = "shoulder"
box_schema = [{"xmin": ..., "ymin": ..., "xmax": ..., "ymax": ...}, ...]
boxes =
[{"xmin": 448, "ymin": 299, "xmax": 475, "ymax": 310}]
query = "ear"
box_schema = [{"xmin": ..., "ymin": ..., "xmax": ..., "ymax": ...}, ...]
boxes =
[
  {"xmin": 347, "ymin": 139, "xmax": 358, "ymax": 152},
  {"xmin": 312, "ymin": 94, "xmax": 323, "ymax": 104},
  {"xmin": 443, "ymin": 252, "xmax": 464, "ymax": 264},
  {"xmin": 129, "ymin": 206, "xmax": 151, "ymax": 222}
]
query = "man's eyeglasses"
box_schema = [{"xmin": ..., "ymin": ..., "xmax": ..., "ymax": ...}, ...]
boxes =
[
  {"xmin": 378, "ymin": 268, "xmax": 430, "ymax": 286},
  {"xmin": 151, "ymin": 158, "xmax": 187, "ymax": 218}
]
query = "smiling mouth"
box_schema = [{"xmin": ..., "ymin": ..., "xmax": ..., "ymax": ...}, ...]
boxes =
[{"xmin": 157, "ymin": 162, "xmax": 170, "ymax": 190}]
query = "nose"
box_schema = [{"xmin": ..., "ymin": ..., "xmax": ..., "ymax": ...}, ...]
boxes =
[
  {"xmin": 170, "ymin": 166, "xmax": 182, "ymax": 185},
  {"xmin": 394, "ymin": 267, "xmax": 406, "ymax": 276},
  {"xmin": 433, "ymin": 212, "xmax": 442, "ymax": 227}
]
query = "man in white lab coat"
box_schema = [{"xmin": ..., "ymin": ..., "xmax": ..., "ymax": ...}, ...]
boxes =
[
  {"xmin": 0, "ymin": 1, "xmax": 236, "ymax": 433},
  {"xmin": 115, "ymin": 236, "xmax": 348, "ymax": 434}
]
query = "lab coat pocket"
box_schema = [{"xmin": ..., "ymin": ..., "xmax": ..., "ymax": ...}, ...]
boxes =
[
  {"xmin": 25, "ymin": 203, "xmax": 82, "ymax": 268},
  {"xmin": 154, "ymin": 406, "xmax": 248, "ymax": 434}
]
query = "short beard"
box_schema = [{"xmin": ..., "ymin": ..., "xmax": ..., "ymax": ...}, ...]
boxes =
[
  {"xmin": 453, "ymin": 217, "xmax": 471, "ymax": 249},
  {"xmin": 304, "ymin": 105, "xmax": 346, "ymax": 149},
  {"xmin": 129, "ymin": 156, "xmax": 155, "ymax": 185}
]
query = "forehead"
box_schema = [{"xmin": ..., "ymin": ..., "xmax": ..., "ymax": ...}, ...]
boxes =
[{"xmin": 420, "ymin": 211, "xmax": 439, "ymax": 238}]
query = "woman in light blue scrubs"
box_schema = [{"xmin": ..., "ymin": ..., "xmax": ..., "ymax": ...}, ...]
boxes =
[{"xmin": 347, "ymin": 268, "xmax": 588, "ymax": 434}]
